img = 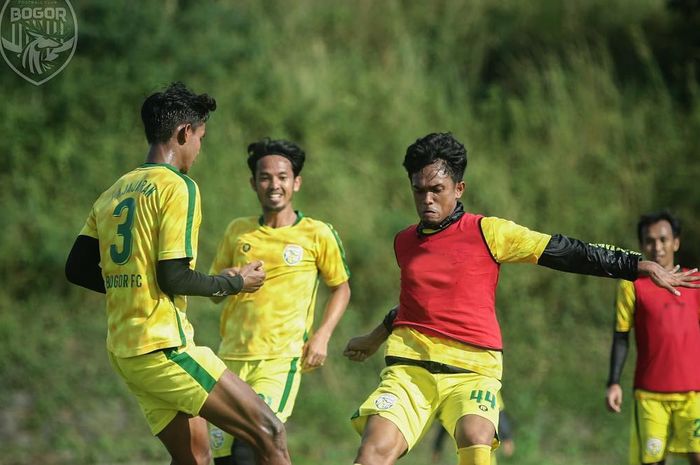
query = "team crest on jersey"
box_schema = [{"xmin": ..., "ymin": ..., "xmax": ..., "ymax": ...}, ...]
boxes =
[
  {"xmin": 209, "ymin": 426, "xmax": 225, "ymax": 449},
  {"xmin": 0, "ymin": 0, "xmax": 78, "ymax": 85},
  {"xmin": 374, "ymin": 393, "xmax": 398, "ymax": 410},
  {"xmin": 645, "ymin": 438, "xmax": 663, "ymax": 457},
  {"xmin": 242, "ymin": 243, "xmax": 251, "ymax": 252},
  {"xmin": 283, "ymin": 244, "xmax": 303, "ymax": 265}
]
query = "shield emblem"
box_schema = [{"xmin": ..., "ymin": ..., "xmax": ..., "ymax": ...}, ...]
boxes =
[{"xmin": 0, "ymin": 0, "xmax": 78, "ymax": 85}]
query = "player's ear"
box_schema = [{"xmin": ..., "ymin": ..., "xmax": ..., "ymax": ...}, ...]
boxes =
[
  {"xmin": 672, "ymin": 237, "xmax": 680, "ymax": 252},
  {"xmin": 455, "ymin": 180, "xmax": 465, "ymax": 198},
  {"xmin": 293, "ymin": 175, "xmax": 302, "ymax": 192},
  {"xmin": 176, "ymin": 124, "xmax": 191, "ymax": 145},
  {"xmin": 249, "ymin": 176, "xmax": 256, "ymax": 191}
]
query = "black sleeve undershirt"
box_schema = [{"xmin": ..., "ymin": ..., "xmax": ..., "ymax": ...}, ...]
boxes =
[
  {"xmin": 157, "ymin": 258, "xmax": 243, "ymax": 297},
  {"xmin": 65, "ymin": 235, "xmax": 243, "ymax": 297},
  {"xmin": 537, "ymin": 234, "xmax": 640, "ymax": 281},
  {"xmin": 65, "ymin": 235, "xmax": 106, "ymax": 293},
  {"xmin": 607, "ymin": 331, "xmax": 630, "ymax": 386}
]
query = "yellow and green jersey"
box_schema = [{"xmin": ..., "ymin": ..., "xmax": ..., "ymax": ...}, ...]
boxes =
[
  {"xmin": 386, "ymin": 216, "xmax": 551, "ymax": 379},
  {"xmin": 80, "ymin": 163, "xmax": 201, "ymax": 357},
  {"xmin": 210, "ymin": 214, "xmax": 350, "ymax": 360}
]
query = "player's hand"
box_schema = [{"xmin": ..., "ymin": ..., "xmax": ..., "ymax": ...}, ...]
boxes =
[
  {"xmin": 301, "ymin": 333, "xmax": 329, "ymax": 372},
  {"xmin": 238, "ymin": 260, "xmax": 265, "ymax": 293},
  {"xmin": 501, "ymin": 439, "xmax": 515, "ymax": 457},
  {"xmin": 638, "ymin": 261, "xmax": 700, "ymax": 296},
  {"xmin": 605, "ymin": 383, "xmax": 623, "ymax": 413},
  {"xmin": 343, "ymin": 333, "xmax": 383, "ymax": 362}
]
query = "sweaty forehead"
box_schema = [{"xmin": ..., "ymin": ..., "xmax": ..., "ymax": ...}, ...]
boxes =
[{"xmin": 411, "ymin": 161, "xmax": 452, "ymax": 187}]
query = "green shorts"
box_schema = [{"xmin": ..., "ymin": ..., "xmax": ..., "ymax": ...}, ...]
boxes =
[
  {"xmin": 351, "ymin": 364, "xmax": 501, "ymax": 452},
  {"xmin": 209, "ymin": 357, "xmax": 302, "ymax": 458},
  {"xmin": 108, "ymin": 343, "xmax": 227, "ymax": 435}
]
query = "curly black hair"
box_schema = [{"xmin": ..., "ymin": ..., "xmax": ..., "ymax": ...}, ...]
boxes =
[
  {"xmin": 246, "ymin": 138, "xmax": 306, "ymax": 177},
  {"xmin": 140, "ymin": 82, "xmax": 217, "ymax": 144},
  {"xmin": 403, "ymin": 132, "xmax": 467, "ymax": 182},
  {"xmin": 637, "ymin": 210, "xmax": 681, "ymax": 243}
]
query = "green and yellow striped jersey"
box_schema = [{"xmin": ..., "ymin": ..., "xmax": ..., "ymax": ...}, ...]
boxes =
[
  {"xmin": 80, "ymin": 163, "xmax": 201, "ymax": 357},
  {"xmin": 210, "ymin": 214, "xmax": 350, "ymax": 360}
]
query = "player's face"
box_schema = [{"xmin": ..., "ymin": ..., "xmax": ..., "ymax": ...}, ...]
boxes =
[
  {"xmin": 251, "ymin": 155, "xmax": 301, "ymax": 213},
  {"xmin": 181, "ymin": 123, "xmax": 206, "ymax": 174},
  {"xmin": 410, "ymin": 161, "xmax": 464, "ymax": 226},
  {"xmin": 640, "ymin": 220, "xmax": 679, "ymax": 270}
]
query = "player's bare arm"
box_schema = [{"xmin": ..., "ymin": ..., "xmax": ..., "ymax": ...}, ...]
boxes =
[
  {"xmin": 343, "ymin": 306, "xmax": 395, "ymax": 362},
  {"xmin": 302, "ymin": 281, "xmax": 351, "ymax": 371}
]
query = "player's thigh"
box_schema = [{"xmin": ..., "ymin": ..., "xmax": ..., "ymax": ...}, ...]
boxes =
[
  {"xmin": 109, "ymin": 345, "xmax": 226, "ymax": 435},
  {"xmin": 200, "ymin": 369, "xmax": 284, "ymax": 447},
  {"xmin": 438, "ymin": 373, "xmax": 501, "ymax": 449},
  {"xmin": 158, "ymin": 412, "xmax": 211, "ymax": 465},
  {"xmin": 208, "ymin": 358, "xmax": 301, "ymax": 458},
  {"xmin": 355, "ymin": 414, "xmax": 409, "ymax": 464},
  {"xmin": 632, "ymin": 395, "xmax": 673, "ymax": 464},
  {"xmin": 668, "ymin": 393, "xmax": 700, "ymax": 455},
  {"xmin": 351, "ymin": 365, "xmax": 438, "ymax": 452}
]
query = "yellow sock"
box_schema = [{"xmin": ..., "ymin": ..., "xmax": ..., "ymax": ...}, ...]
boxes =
[{"xmin": 458, "ymin": 445, "xmax": 491, "ymax": 465}]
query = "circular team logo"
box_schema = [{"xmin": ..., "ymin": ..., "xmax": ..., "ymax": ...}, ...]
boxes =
[
  {"xmin": 242, "ymin": 243, "xmax": 251, "ymax": 252},
  {"xmin": 479, "ymin": 404, "xmax": 488, "ymax": 412},
  {"xmin": 645, "ymin": 438, "xmax": 663, "ymax": 457},
  {"xmin": 283, "ymin": 244, "xmax": 303, "ymax": 265},
  {"xmin": 0, "ymin": 0, "xmax": 78, "ymax": 85},
  {"xmin": 374, "ymin": 393, "xmax": 398, "ymax": 410},
  {"xmin": 209, "ymin": 426, "xmax": 225, "ymax": 449}
]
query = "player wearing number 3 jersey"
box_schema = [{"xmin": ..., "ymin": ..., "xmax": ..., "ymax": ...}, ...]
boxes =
[{"xmin": 65, "ymin": 82, "xmax": 292, "ymax": 465}]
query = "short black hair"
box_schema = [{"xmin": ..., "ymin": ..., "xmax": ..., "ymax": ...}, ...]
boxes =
[
  {"xmin": 403, "ymin": 132, "xmax": 467, "ymax": 182},
  {"xmin": 140, "ymin": 82, "xmax": 217, "ymax": 144},
  {"xmin": 637, "ymin": 210, "xmax": 681, "ymax": 243},
  {"xmin": 246, "ymin": 138, "xmax": 306, "ymax": 177}
]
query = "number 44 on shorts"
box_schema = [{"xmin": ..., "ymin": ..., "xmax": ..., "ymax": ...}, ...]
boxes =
[{"xmin": 469, "ymin": 389, "xmax": 496, "ymax": 410}]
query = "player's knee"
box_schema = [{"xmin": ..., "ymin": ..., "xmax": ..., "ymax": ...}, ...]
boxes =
[{"xmin": 357, "ymin": 438, "xmax": 402, "ymax": 463}]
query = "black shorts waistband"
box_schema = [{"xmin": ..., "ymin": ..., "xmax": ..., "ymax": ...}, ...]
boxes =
[{"xmin": 384, "ymin": 356, "xmax": 474, "ymax": 375}]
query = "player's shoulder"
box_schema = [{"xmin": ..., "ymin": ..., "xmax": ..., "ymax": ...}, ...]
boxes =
[{"xmin": 225, "ymin": 216, "xmax": 260, "ymax": 233}]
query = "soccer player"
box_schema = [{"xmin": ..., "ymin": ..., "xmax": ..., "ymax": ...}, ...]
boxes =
[
  {"xmin": 341, "ymin": 133, "xmax": 699, "ymax": 465},
  {"xmin": 65, "ymin": 83, "xmax": 292, "ymax": 465},
  {"xmin": 605, "ymin": 211, "xmax": 700, "ymax": 465},
  {"xmin": 207, "ymin": 138, "xmax": 351, "ymax": 465}
]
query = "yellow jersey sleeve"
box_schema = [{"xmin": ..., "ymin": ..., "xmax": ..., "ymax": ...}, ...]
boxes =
[
  {"xmin": 209, "ymin": 220, "xmax": 236, "ymax": 275},
  {"xmin": 79, "ymin": 206, "xmax": 98, "ymax": 238},
  {"xmin": 480, "ymin": 216, "xmax": 551, "ymax": 264},
  {"xmin": 614, "ymin": 279, "xmax": 636, "ymax": 332},
  {"xmin": 158, "ymin": 177, "xmax": 200, "ymax": 261},
  {"xmin": 316, "ymin": 222, "xmax": 350, "ymax": 287}
]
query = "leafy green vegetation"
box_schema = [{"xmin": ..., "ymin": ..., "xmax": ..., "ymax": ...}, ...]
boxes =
[{"xmin": 2, "ymin": 1, "xmax": 699, "ymax": 463}]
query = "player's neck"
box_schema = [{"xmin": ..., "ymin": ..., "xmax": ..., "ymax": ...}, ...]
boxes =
[
  {"xmin": 261, "ymin": 206, "xmax": 297, "ymax": 228},
  {"xmin": 145, "ymin": 144, "xmax": 181, "ymax": 171}
]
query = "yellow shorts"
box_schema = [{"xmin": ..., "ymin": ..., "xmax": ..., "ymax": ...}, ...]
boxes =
[
  {"xmin": 351, "ymin": 364, "xmax": 501, "ymax": 452},
  {"xmin": 629, "ymin": 390, "xmax": 700, "ymax": 465},
  {"xmin": 209, "ymin": 357, "xmax": 302, "ymax": 458},
  {"xmin": 108, "ymin": 344, "xmax": 227, "ymax": 435}
]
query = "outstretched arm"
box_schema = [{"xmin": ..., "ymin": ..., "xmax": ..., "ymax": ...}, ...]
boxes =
[
  {"xmin": 301, "ymin": 281, "xmax": 351, "ymax": 371},
  {"xmin": 343, "ymin": 306, "xmax": 396, "ymax": 362},
  {"xmin": 537, "ymin": 234, "xmax": 700, "ymax": 294},
  {"xmin": 157, "ymin": 259, "xmax": 265, "ymax": 297},
  {"xmin": 605, "ymin": 331, "xmax": 630, "ymax": 413}
]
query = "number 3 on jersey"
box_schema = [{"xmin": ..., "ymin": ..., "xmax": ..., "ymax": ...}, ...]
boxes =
[{"xmin": 110, "ymin": 198, "xmax": 136, "ymax": 264}]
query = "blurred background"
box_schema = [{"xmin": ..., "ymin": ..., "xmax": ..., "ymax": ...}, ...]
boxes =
[{"xmin": 1, "ymin": 0, "xmax": 699, "ymax": 464}]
